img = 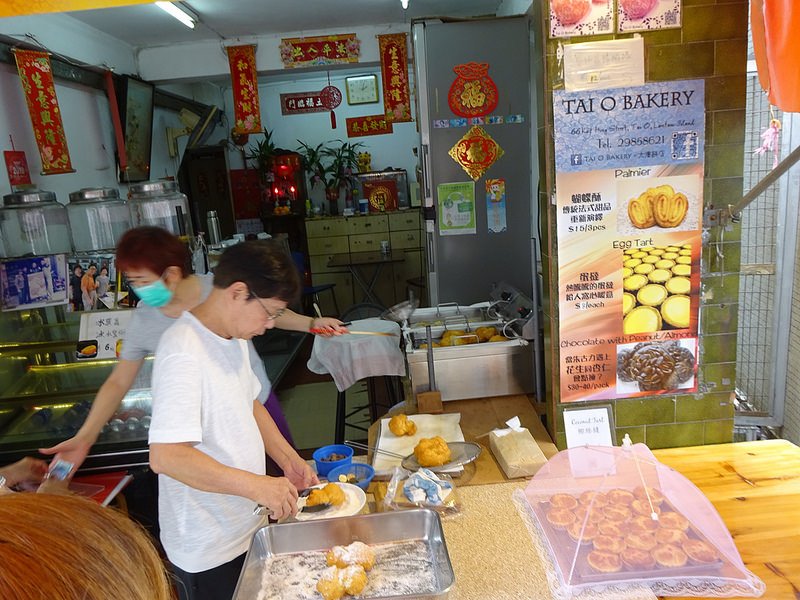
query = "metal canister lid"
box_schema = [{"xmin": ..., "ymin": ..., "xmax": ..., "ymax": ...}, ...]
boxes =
[
  {"xmin": 129, "ymin": 180, "xmax": 179, "ymax": 196},
  {"xmin": 68, "ymin": 187, "xmax": 121, "ymax": 203},
  {"xmin": 2, "ymin": 190, "xmax": 58, "ymax": 206}
]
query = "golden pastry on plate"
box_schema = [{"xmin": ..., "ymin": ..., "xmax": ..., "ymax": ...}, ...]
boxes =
[
  {"xmin": 658, "ymin": 511, "xmax": 689, "ymax": 531},
  {"xmin": 413, "ymin": 436, "xmax": 451, "ymax": 467},
  {"xmin": 579, "ymin": 490, "xmax": 608, "ymax": 507},
  {"xmin": 546, "ymin": 507, "xmax": 576, "ymax": 530},
  {"xmin": 633, "ymin": 485, "xmax": 665, "ymax": 505},
  {"xmin": 306, "ymin": 483, "xmax": 346, "ymax": 507},
  {"xmin": 604, "ymin": 504, "xmax": 632, "ymax": 523},
  {"xmin": 388, "ymin": 413, "xmax": 417, "ymax": 436},
  {"xmin": 593, "ymin": 534, "xmax": 626, "ymax": 554},
  {"xmin": 567, "ymin": 520, "xmax": 598, "ymax": 543},
  {"xmin": 629, "ymin": 514, "xmax": 659, "ymax": 533},
  {"xmin": 631, "ymin": 498, "xmax": 661, "ymax": 517},
  {"xmin": 607, "ymin": 488, "xmax": 636, "ymax": 505},
  {"xmin": 655, "ymin": 527, "xmax": 688, "ymax": 545},
  {"xmin": 625, "ymin": 531, "xmax": 657, "ymax": 552},
  {"xmin": 598, "ymin": 520, "xmax": 625, "ymax": 537}
]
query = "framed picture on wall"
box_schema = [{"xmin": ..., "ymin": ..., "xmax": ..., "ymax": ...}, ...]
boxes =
[{"xmin": 116, "ymin": 76, "xmax": 154, "ymax": 183}]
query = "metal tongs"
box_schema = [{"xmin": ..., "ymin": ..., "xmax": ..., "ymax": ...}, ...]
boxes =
[{"xmin": 253, "ymin": 487, "xmax": 331, "ymax": 517}]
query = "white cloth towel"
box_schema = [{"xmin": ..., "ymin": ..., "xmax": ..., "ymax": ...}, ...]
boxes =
[{"xmin": 307, "ymin": 318, "xmax": 406, "ymax": 392}]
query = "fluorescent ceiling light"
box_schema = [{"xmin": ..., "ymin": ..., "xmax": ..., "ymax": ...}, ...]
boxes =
[
  {"xmin": 155, "ymin": 1, "xmax": 196, "ymax": 29},
  {"xmin": 401, "ymin": 0, "xmax": 410, "ymax": 8}
]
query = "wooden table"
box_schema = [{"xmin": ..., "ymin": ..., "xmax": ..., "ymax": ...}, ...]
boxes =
[{"xmin": 653, "ymin": 439, "xmax": 800, "ymax": 600}]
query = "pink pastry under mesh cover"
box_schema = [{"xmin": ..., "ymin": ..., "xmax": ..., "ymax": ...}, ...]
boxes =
[{"xmin": 521, "ymin": 443, "xmax": 765, "ymax": 597}]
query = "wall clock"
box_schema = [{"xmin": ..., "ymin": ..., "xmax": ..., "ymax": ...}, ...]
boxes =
[{"xmin": 345, "ymin": 74, "xmax": 379, "ymax": 105}]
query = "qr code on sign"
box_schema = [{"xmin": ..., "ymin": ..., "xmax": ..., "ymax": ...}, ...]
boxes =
[{"xmin": 671, "ymin": 131, "xmax": 698, "ymax": 160}]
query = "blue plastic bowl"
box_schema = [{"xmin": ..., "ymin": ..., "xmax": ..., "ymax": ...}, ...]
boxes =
[
  {"xmin": 326, "ymin": 462, "xmax": 375, "ymax": 491},
  {"xmin": 312, "ymin": 444, "xmax": 353, "ymax": 477}
]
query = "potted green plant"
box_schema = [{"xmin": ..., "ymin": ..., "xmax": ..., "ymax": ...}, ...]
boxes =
[
  {"xmin": 297, "ymin": 139, "xmax": 365, "ymax": 215},
  {"xmin": 246, "ymin": 129, "xmax": 277, "ymax": 183}
]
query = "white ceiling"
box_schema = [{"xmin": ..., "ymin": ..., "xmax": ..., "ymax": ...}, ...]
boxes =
[{"xmin": 66, "ymin": 0, "xmax": 506, "ymax": 49}]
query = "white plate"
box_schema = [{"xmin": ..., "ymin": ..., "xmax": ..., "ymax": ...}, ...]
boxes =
[{"xmin": 294, "ymin": 482, "xmax": 366, "ymax": 521}]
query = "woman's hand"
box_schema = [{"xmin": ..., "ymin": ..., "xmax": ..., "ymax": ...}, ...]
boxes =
[
  {"xmin": 0, "ymin": 457, "xmax": 48, "ymax": 488},
  {"xmin": 252, "ymin": 476, "xmax": 300, "ymax": 521},
  {"xmin": 309, "ymin": 317, "xmax": 348, "ymax": 337},
  {"xmin": 39, "ymin": 434, "xmax": 92, "ymax": 477},
  {"xmin": 282, "ymin": 455, "xmax": 320, "ymax": 491}
]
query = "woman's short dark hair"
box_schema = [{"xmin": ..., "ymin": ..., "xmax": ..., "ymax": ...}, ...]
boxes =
[
  {"xmin": 213, "ymin": 240, "xmax": 300, "ymax": 303},
  {"xmin": 116, "ymin": 227, "xmax": 189, "ymax": 277}
]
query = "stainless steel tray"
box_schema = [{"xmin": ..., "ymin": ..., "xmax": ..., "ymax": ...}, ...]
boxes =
[{"xmin": 233, "ymin": 508, "xmax": 454, "ymax": 599}]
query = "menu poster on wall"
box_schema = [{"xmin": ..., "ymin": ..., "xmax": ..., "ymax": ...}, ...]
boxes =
[
  {"xmin": 437, "ymin": 182, "xmax": 476, "ymax": 236},
  {"xmin": 553, "ymin": 80, "xmax": 705, "ymax": 403},
  {"xmin": 78, "ymin": 309, "xmax": 133, "ymax": 361}
]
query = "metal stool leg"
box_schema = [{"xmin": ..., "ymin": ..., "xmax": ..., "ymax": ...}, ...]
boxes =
[{"xmin": 335, "ymin": 389, "xmax": 347, "ymax": 444}]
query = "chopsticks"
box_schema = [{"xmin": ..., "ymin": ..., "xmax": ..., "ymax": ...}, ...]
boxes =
[
  {"xmin": 345, "ymin": 439, "xmax": 406, "ymax": 459},
  {"xmin": 310, "ymin": 328, "xmax": 398, "ymax": 337}
]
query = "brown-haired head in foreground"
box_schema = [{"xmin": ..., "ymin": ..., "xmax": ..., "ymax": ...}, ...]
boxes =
[
  {"xmin": 0, "ymin": 493, "xmax": 173, "ymax": 600},
  {"xmin": 116, "ymin": 226, "xmax": 189, "ymax": 277},
  {"xmin": 213, "ymin": 240, "xmax": 301, "ymax": 303}
]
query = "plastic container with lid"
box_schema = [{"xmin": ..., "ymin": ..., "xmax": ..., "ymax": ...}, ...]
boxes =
[
  {"xmin": 127, "ymin": 181, "xmax": 193, "ymax": 238},
  {"xmin": 67, "ymin": 187, "xmax": 130, "ymax": 252},
  {"xmin": 0, "ymin": 190, "xmax": 72, "ymax": 257}
]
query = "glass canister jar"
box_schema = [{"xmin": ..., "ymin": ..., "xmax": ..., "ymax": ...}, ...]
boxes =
[
  {"xmin": 128, "ymin": 181, "xmax": 193, "ymax": 239},
  {"xmin": 0, "ymin": 190, "xmax": 72, "ymax": 257},
  {"xmin": 67, "ymin": 187, "xmax": 130, "ymax": 252}
]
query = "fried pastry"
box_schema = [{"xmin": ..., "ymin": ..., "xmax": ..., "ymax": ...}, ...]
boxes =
[
  {"xmin": 682, "ymin": 539, "xmax": 719, "ymax": 564},
  {"xmin": 326, "ymin": 541, "xmax": 376, "ymax": 571},
  {"xmin": 413, "ymin": 436, "xmax": 451, "ymax": 467},
  {"xmin": 607, "ymin": 488, "xmax": 635, "ymax": 505},
  {"xmin": 306, "ymin": 483, "xmax": 346, "ymax": 507},
  {"xmin": 621, "ymin": 547, "xmax": 656, "ymax": 570},
  {"xmin": 630, "ymin": 515, "xmax": 660, "ymax": 533},
  {"xmin": 625, "ymin": 531, "xmax": 657, "ymax": 552},
  {"xmin": 316, "ymin": 565, "xmax": 368, "ymax": 600},
  {"xmin": 604, "ymin": 504, "xmax": 632, "ymax": 523},
  {"xmin": 598, "ymin": 520, "xmax": 625, "ymax": 537},
  {"xmin": 655, "ymin": 527, "xmax": 688, "ymax": 545},
  {"xmin": 388, "ymin": 413, "xmax": 417, "ymax": 436},
  {"xmin": 593, "ymin": 534, "xmax": 626, "ymax": 554},
  {"xmin": 549, "ymin": 493, "xmax": 578, "ymax": 510},
  {"xmin": 579, "ymin": 490, "xmax": 608, "ymax": 508},
  {"xmin": 567, "ymin": 520, "xmax": 599, "ymax": 543},
  {"xmin": 546, "ymin": 507, "xmax": 576, "ymax": 530},
  {"xmin": 586, "ymin": 550, "xmax": 622, "ymax": 573},
  {"xmin": 658, "ymin": 511, "xmax": 689, "ymax": 531},
  {"xmin": 652, "ymin": 543, "xmax": 688, "ymax": 568}
]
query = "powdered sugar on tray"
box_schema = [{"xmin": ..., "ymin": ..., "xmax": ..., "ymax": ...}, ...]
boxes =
[{"xmin": 256, "ymin": 540, "xmax": 436, "ymax": 600}]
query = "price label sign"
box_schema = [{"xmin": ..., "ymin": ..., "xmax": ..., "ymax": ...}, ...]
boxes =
[
  {"xmin": 564, "ymin": 405, "xmax": 614, "ymax": 448},
  {"xmin": 77, "ymin": 309, "xmax": 133, "ymax": 360}
]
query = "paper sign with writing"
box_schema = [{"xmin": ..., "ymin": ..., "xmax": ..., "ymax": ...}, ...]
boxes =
[
  {"xmin": 77, "ymin": 309, "xmax": 133, "ymax": 361},
  {"xmin": 280, "ymin": 34, "xmax": 360, "ymax": 68},
  {"xmin": 280, "ymin": 92, "xmax": 326, "ymax": 115},
  {"xmin": 564, "ymin": 37, "xmax": 645, "ymax": 92},
  {"xmin": 227, "ymin": 44, "xmax": 262, "ymax": 134},
  {"xmin": 564, "ymin": 406, "xmax": 614, "ymax": 448}
]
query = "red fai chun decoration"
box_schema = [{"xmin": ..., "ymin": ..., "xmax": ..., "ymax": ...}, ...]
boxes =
[
  {"xmin": 345, "ymin": 115, "xmax": 393, "ymax": 138},
  {"xmin": 226, "ymin": 44, "xmax": 262, "ymax": 134},
  {"xmin": 12, "ymin": 49, "xmax": 74, "ymax": 175},
  {"xmin": 4, "ymin": 150, "xmax": 32, "ymax": 187},
  {"xmin": 279, "ymin": 34, "xmax": 360, "ymax": 68},
  {"xmin": 448, "ymin": 125, "xmax": 505, "ymax": 181},
  {"xmin": 448, "ymin": 62, "xmax": 499, "ymax": 118},
  {"xmin": 377, "ymin": 33, "xmax": 412, "ymax": 123}
]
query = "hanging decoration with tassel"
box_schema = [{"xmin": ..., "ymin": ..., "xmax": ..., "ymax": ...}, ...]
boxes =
[
  {"xmin": 319, "ymin": 72, "xmax": 342, "ymax": 129},
  {"xmin": 753, "ymin": 107, "xmax": 781, "ymax": 170}
]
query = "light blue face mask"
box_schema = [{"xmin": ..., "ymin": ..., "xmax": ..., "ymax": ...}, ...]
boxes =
[{"xmin": 134, "ymin": 276, "xmax": 173, "ymax": 307}]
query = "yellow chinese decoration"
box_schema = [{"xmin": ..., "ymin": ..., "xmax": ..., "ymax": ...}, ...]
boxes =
[{"xmin": 448, "ymin": 126, "xmax": 504, "ymax": 181}]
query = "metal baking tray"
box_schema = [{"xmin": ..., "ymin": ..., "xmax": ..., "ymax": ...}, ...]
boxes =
[{"xmin": 233, "ymin": 508, "xmax": 454, "ymax": 599}]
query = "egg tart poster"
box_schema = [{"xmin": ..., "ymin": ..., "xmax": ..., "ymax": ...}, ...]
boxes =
[{"xmin": 552, "ymin": 80, "xmax": 704, "ymax": 402}]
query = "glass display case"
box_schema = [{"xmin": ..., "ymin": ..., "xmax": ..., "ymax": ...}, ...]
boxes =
[{"xmin": 0, "ymin": 305, "xmax": 152, "ymax": 471}]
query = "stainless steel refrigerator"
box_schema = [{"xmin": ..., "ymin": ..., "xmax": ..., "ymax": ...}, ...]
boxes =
[{"xmin": 413, "ymin": 16, "xmax": 537, "ymax": 306}]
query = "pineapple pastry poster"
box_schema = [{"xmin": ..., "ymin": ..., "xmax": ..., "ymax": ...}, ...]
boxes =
[{"xmin": 552, "ymin": 80, "xmax": 704, "ymax": 402}]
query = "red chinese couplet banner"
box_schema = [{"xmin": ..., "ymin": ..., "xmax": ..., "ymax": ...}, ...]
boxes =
[
  {"xmin": 227, "ymin": 44, "xmax": 262, "ymax": 134},
  {"xmin": 280, "ymin": 92, "xmax": 326, "ymax": 115},
  {"xmin": 279, "ymin": 34, "xmax": 360, "ymax": 68},
  {"xmin": 13, "ymin": 49, "xmax": 74, "ymax": 175},
  {"xmin": 377, "ymin": 33, "xmax": 412, "ymax": 123},
  {"xmin": 345, "ymin": 115, "xmax": 393, "ymax": 137}
]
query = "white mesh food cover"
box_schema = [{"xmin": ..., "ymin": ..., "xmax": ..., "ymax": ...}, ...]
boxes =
[{"xmin": 520, "ymin": 443, "xmax": 765, "ymax": 598}]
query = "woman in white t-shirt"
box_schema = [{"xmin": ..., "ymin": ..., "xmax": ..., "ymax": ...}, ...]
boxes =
[{"xmin": 41, "ymin": 226, "xmax": 347, "ymax": 473}]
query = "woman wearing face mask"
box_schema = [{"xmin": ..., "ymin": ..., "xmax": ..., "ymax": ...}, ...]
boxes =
[{"xmin": 42, "ymin": 226, "xmax": 347, "ymax": 473}]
